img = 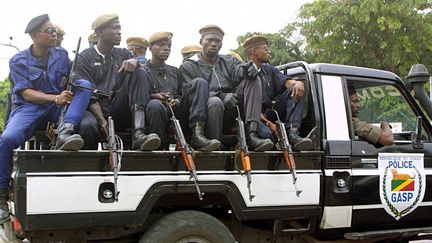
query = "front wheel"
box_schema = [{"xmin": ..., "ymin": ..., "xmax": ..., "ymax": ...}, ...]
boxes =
[{"xmin": 139, "ymin": 210, "xmax": 236, "ymax": 243}]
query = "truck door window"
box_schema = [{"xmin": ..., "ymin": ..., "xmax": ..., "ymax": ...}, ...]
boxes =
[{"xmin": 351, "ymin": 83, "xmax": 425, "ymax": 141}]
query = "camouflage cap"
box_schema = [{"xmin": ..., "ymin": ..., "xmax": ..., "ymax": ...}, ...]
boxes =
[
  {"xmin": 181, "ymin": 44, "xmax": 202, "ymax": 55},
  {"xmin": 126, "ymin": 37, "xmax": 149, "ymax": 48},
  {"xmin": 91, "ymin": 13, "xmax": 119, "ymax": 30},
  {"xmin": 25, "ymin": 14, "xmax": 49, "ymax": 33},
  {"xmin": 148, "ymin": 32, "xmax": 173, "ymax": 45},
  {"xmin": 199, "ymin": 24, "xmax": 224, "ymax": 38},
  {"xmin": 242, "ymin": 35, "xmax": 268, "ymax": 50},
  {"xmin": 55, "ymin": 24, "xmax": 65, "ymax": 36}
]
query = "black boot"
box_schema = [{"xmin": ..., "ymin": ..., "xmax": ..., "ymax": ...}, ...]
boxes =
[
  {"xmin": 246, "ymin": 121, "xmax": 273, "ymax": 152},
  {"xmin": 191, "ymin": 123, "xmax": 221, "ymax": 152},
  {"xmin": 288, "ymin": 127, "xmax": 313, "ymax": 151},
  {"xmin": 0, "ymin": 188, "xmax": 10, "ymax": 224},
  {"xmin": 55, "ymin": 123, "xmax": 84, "ymax": 151},
  {"xmin": 131, "ymin": 108, "xmax": 161, "ymax": 151}
]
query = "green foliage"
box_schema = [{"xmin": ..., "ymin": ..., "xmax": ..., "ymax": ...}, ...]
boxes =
[
  {"xmin": 296, "ymin": 0, "xmax": 432, "ymax": 76},
  {"xmin": 0, "ymin": 78, "xmax": 10, "ymax": 131}
]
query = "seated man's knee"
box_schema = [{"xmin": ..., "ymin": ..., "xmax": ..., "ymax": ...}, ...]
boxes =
[
  {"xmin": 146, "ymin": 99, "xmax": 165, "ymax": 114},
  {"xmin": 75, "ymin": 79, "xmax": 93, "ymax": 89},
  {"xmin": 208, "ymin": 96, "xmax": 224, "ymax": 113},
  {"xmin": 0, "ymin": 131, "xmax": 24, "ymax": 149},
  {"xmin": 190, "ymin": 78, "xmax": 209, "ymax": 89}
]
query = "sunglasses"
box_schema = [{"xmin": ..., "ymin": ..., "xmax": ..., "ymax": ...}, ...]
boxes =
[{"xmin": 40, "ymin": 27, "xmax": 57, "ymax": 34}]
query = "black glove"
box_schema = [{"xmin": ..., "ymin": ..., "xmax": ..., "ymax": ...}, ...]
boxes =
[
  {"xmin": 241, "ymin": 61, "xmax": 259, "ymax": 80},
  {"xmin": 222, "ymin": 93, "xmax": 238, "ymax": 108}
]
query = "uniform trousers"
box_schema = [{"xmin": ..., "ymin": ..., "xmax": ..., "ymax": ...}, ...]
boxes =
[
  {"xmin": 0, "ymin": 79, "xmax": 92, "ymax": 189},
  {"xmin": 79, "ymin": 68, "xmax": 151, "ymax": 149}
]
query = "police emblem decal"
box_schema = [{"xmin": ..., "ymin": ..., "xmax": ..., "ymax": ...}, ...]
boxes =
[{"xmin": 379, "ymin": 153, "xmax": 425, "ymax": 220}]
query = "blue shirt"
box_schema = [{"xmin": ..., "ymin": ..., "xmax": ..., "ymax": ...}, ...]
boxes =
[
  {"xmin": 9, "ymin": 46, "xmax": 71, "ymax": 106},
  {"xmin": 136, "ymin": 55, "xmax": 148, "ymax": 65}
]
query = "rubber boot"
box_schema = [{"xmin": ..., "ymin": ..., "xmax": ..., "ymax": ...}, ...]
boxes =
[
  {"xmin": 288, "ymin": 127, "xmax": 313, "ymax": 151},
  {"xmin": 191, "ymin": 123, "xmax": 221, "ymax": 152},
  {"xmin": 131, "ymin": 108, "xmax": 161, "ymax": 151},
  {"xmin": 246, "ymin": 121, "xmax": 273, "ymax": 152},
  {"xmin": 55, "ymin": 123, "xmax": 84, "ymax": 151},
  {"xmin": 0, "ymin": 188, "xmax": 10, "ymax": 224}
]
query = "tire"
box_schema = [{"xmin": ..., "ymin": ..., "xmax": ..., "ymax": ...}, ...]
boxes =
[{"xmin": 139, "ymin": 210, "xmax": 236, "ymax": 243}]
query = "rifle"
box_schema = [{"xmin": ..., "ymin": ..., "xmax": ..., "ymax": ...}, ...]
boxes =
[
  {"xmin": 235, "ymin": 106, "xmax": 255, "ymax": 201},
  {"xmin": 272, "ymin": 104, "xmax": 302, "ymax": 197},
  {"xmin": 58, "ymin": 37, "xmax": 81, "ymax": 124},
  {"xmin": 169, "ymin": 105, "xmax": 203, "ymax": 200},
  {"xmin": 107, "ymin": 116, "xmax": 122, "ymax": 201},
  {"xmin": 47, "ymin": 38, "xmax": 82, "ymax": 148}
]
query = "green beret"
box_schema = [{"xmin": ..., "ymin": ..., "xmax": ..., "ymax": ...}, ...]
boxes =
[
  {"xmin": 242, "ymin": 35, "xmax": 268, "ymax": 50},
  {"xmin": 126, "ymin": 37, "xmax": 149, "ymax": 48},
  {"xmin": 181, "ymin": 44, "xmax": 202, "ymax": 55},
  {"xmin": 25, "ymin": 14, "xmax": 49, "ymax": 34},
  {"xmin": 199, "ymin": 25, "xmax": 224, "ymax": 38},
  {"xmin": 55, "ymin": 24, "xmax": 65, "ymax": 36},
  {"xmin": 92, "ymin": 13, "xmax": 119, "ymax": 30},
  {"xmin": 148, "ymin": 32, "xmax": 173, "ymax": 45}
]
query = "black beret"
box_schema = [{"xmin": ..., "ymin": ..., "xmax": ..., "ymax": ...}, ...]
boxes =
[{"xmin": 25, "ymin": 14, "xmax": 49, "ymax": 34}]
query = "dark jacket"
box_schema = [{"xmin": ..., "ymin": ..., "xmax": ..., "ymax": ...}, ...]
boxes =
[{"xmin": 179, "ymin": 53, "xmax": 244, "ymax": 95}]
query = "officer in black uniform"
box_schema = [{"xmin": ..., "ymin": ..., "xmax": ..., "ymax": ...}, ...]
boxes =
[
  {"xmin": 180, "ymin": 25, "xmax": 273, "ymax": 151},
  {"xmin": 243, "ymin": 35, "xmax": 313, "ymax": 151},
  {"xmin": 144, "ymin": 32, "xmax": 220, "ymax": 151},
  {"xmin": 76, "ymin": 13, "xmax": 160, "ymax": 150}
]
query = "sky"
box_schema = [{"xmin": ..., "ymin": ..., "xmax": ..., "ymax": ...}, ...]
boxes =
[{"xmin": 0, "ymin": 0, "xmax": 313, "ymax": 79}]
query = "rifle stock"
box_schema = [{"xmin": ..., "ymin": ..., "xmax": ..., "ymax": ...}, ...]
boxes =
[
  {"xmin": 273, "ymin": 108, "xmax": 302, "ymax": 197},
  {"xmin": 236, "ymin": 106, "xmax": 255, "ymax": 201},
  {"xmin": 169, "ymin": 105, "xmax": 203, "ymax": 200}
]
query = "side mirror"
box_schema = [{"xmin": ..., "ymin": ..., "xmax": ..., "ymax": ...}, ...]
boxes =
[{"xmin": 411, "ymin": 116, "xmax": 424, "ymax": 149}]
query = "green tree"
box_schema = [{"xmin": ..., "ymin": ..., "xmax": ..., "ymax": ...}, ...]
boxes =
[
  {"xmin": 296, "ymin": 0, "xmax": 432, "ymax": 76},
  {"xmin": 0, "ymin": 79, "xmax": 10, "ymax": 131}
]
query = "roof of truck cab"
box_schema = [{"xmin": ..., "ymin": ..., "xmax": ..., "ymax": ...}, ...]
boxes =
[{"xmin": 283, "ymin": 63, "xmax": 402, "ymax": 81}]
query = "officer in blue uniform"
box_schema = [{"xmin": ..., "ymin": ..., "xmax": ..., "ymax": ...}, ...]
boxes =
[
  {"xmin": 0, "ymin": 14, "xmax": 92, "ymax": 223},
  {"xmin": 243, "ymin": 35, "xmax": 313, "ymax": 151}
]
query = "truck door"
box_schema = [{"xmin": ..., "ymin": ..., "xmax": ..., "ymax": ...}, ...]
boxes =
[{"xmin": 346, "ymin": 79, "xmax": 432, "ymax": 230}]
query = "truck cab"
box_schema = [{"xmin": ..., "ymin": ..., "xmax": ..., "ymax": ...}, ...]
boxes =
[{"xmin": 3, "ymin": 62, "xmax": 432, "ymax": 243}]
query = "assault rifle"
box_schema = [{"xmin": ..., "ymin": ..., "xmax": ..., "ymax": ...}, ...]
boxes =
[
  {"xmin": 272, "ymin": 105, "xmax": 302, "ymax": 197},
  {"xmin": 169, "ymin": 104, "xmax": 203, "ymax": 200},
  {"xmin": 107, "ymin": 116, "xmax": 121, "ymax": 202},
  {"xmin": 235, "ymin": 106, "xmax": 255, "ymax": 201},
  {"xmin": 58, "ymin": 37, "xmax": 81, "ymax": 124},
  {"xmin": 47, "ymin": 38, "xmax": 82, "ymax": 148}
]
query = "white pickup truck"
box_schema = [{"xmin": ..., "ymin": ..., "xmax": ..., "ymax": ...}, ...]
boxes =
[{"xmin": 3, "ymin": 62, "xmax": 432, "ymax": 243}]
